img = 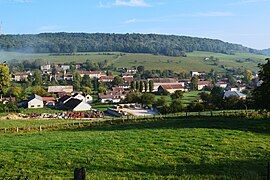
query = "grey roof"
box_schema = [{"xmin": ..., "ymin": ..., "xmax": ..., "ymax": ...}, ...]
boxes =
[{"xmin": 224, "ymin": 91, "xmax": 246, "ymax": 98}]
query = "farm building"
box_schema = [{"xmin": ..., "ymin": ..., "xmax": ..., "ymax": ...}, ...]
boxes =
[
  {"xmin": 198, "ymin": 81, "xmax": 212, "ymax": 90},
  {"xmin": 99, "ymin": 87, "xmax": 128, "ymax": 103},
  {"xmin": 62, "ymin": 98, "xmax": 92, "ymax": 112},
  {"xmin": 148, "ymin": 78, "xmax": 180, "ymax": 92},
  {"xmin": 223, "ymin": 91, "xmax": 247, "ymax": 100},
  {"xmin": 48, "ymin": 86, "xmax": 74, "ymax": 95},
  {"xmin": 42, "ymin": 96, "xmax": 56, "ymax": 107},
  {"xmin": 27, "ymin": 94, "xmax": 44, "ymax": 109},
  {"xmin": 158, "ymin": 84, "xmax": 187, "ymax": 94}
]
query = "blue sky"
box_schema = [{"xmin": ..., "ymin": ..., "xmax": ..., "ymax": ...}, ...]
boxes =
[{"xmin": 0, "ymin": 0, "xmax": 269, "ymax": 49}]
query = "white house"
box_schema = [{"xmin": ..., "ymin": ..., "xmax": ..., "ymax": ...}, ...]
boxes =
[
  {"xmin": 215, "ymin": 81, "xmax": 228, "ymax": 89},
  {"xmin": 198, "ymin": 81, "xmax": 212, "ymax": 90},
  {"xmin": 72, "ymin": 93, "xmax": 93, "ymax": 104},
  {"xmin": 98, "ymin": 88, "xmax": 127, "ymax": 103},
  {"xmin": 27, "ymin": 94, "xmax": 44, "ymax": 109}
]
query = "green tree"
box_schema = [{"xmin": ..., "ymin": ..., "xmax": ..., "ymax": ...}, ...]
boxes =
[
  {"xmin": 9, "ymin": 86, "xmax": 23, "ymax": 99},
  {"xmin": 113, "ymin": 76, "xmax": 124, "ymax": 86},
  {"xmin": 144, "ymin": 81, "xmax": 148, "ymax": 92},
  {"xmin": 131, "ymin": 81, "xmax": 135, "ymax": 90},
  {"xmin": 135, "ymin": 81, "xmax": 140, "ymax": 91},
  {"xmin": 170, "ymin": 99, "xmax": 184, "ymax": 113},
  {"xmin": 191, "ymin": 76, "xmax": 198, "ymax": 90},
  {"xmin": 170, "ymin": 90, "xmax": 184, "ymax": 100},
  {"xmin": 0, "ymin": 63, "xmax": 10, "ymax": 95},
  {"xmin": 149, "ymin": 80, "xmax": 154, "ymax": 92},
  {"xmin": 139, "ymin": 81, "xmax": 144, "ymax": 92},
  {"xmin": 137, "ymin": 66, "xmax": 145, "ymax": 73},
  {"xmin": 73, "ymin": 71, "xmax": 82, "ymax": 91},
  {"xmin": 33, "ymin": 70, "xmax": 42, "ymax": 86},
  {"xmin": 125, "ymin": 92, "xmax": 141, "ymax": 103},
  {"xmin": 141, "ymin": 93, "xmax": 155, "ymax": 106},
  {"xmin": 244, "ymin": 69, "xmax": 253, "ymax": 83},
  {"xmin": 253, "ymin": 58, "xmax": 270, "ymax": 110},
  {"xmin": 82, "ymin": 86, "xmax": 92, "ymax": 95},
  {"xmin": 81, "ymin": 75, "xmax": 92, "ymax": 87},
  {"xmin": 32, "ymin": 86, "xmax": 47, "ymax": 96}
]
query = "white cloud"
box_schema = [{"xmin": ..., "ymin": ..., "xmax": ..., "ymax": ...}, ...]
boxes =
[
  {"xmin": 99, "ymin": 0, "xmax": 150, "ymax": 8},
  {"xmin": 114, "ymin": 0, "xmax": 150, "ymax": 7}
]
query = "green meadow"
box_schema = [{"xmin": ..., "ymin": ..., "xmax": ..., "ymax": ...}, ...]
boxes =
[
  {"xmin": 0, "ymin": 117, "xmax": 269, "ymax": 179},
  {"xmin": 2, "ymin": 51, "xmax": 269, "ymax": 73}
]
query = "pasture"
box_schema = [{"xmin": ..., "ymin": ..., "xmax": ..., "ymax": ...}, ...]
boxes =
[
  {"xmin": 0, "ymin": 116, "xmax": 269, "ymax": 179},
  {"xmin": 2, "ymin": 51, "xmax": 269, "ymax": 73}
]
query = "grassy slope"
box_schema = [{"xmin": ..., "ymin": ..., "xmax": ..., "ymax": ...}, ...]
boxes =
[
  {"xmin": 0, "ymin": 117, "xmax": 269, "ymax": 179},
  {"xmin": 2, "ymin": 51, "xmax": 269, "ymax": 73}
]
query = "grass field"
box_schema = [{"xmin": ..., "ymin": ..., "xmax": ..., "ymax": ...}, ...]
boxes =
[
  {"xmin": 156, "ymin": 91, "xmax": 202, "ymax": 105},
  {"xmin": 0, "ymin": 117, "xmax": 269, "ymax": 179},
  {"xmin": 0, "ymin": 119, "xmax": 84, "ymax": 129},
  {"xmin": 2, "ymin": 51, "xmax": 269, "ymax": 73}
]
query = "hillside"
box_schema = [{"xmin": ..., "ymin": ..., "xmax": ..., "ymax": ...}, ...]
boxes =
[
  {"xmin": 0, "ymin": 33, "xmax": 260, "ymax": 56},
  {"xmin": 261, "ymin": 48, "xmax": 270, "ymax": 55},
  {"xmin": 3, "ymin": 51, "xmax": 269, "ymax": 73}
]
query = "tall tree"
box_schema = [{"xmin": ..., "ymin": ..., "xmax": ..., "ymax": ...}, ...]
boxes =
[
  {"xmin": 73, "ymin": 71, "xmax": 82, "ymax": 91},
  {"xmin": 0, "ymin": 63, "xmax": 10, "ymax": 95},
  {"xmin": 149, "ymin": 80, "xmax": 154, "ymax": 92},
  {"xmin": 81, "ymin": 75, "xmax": 92, "ymax": 87},
  {"xmin": 253, "ymin": 58, "xmax": 270, "ymax": 110},
  {"xmin": 33, "ymin": 70, "xmax": 42, "ymax": 86},
  {"xmin": 131, "ymin": 81, "xmax": 135, "ymax": 90},
  {"xmin": 135, "ymin": 81, "xmax": 140, "ymax": 91},
  {"xmin": 244, "ymin": 69, "xmax": 253, "ymax": 83},
  {"xmin": 139, "ymin": 81, "xmax": 144, "ymax": 92},
  {"xmin": 191, "ymin": 76, "xmax": 199, "ymax": 90},
  {"xmin": 144, "ymin": 81, "xmax": 148, "ymax": 92}
]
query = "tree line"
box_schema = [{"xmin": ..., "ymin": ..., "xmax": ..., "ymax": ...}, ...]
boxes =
[{"xmin": 0, "ymin": 33, "xmax": 260, "ymax": 57}]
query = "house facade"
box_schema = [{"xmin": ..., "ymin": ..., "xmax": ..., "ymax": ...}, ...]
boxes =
[{"xmin": 27, "ymin": 94, "xmax": 44, "ymax": 109}]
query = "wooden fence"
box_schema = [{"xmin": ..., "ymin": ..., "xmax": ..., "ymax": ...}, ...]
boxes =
[{"xmin": 0, "ymin": 109, "xmax": 269, "ymax": 134}]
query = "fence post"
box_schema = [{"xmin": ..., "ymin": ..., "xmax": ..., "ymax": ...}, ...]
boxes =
[
  {"xmin": 4, "ymin": 128, "xmax": 6, "ymax": 133},
  {"xmin": 39, "ymin": 126, "xmax": 42, "ymax": 132},
  {"xmin": 16, "ymin": 127, "xmax": 19, "ymax": 133},
  {"xmin": 74, "ymin": 168, "xmax": 86, "ymax": 180}
]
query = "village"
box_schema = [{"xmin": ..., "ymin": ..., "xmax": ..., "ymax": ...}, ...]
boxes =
[{"xmin": 0, "ymin": 58, "xmax": 261, "ymax": 120}]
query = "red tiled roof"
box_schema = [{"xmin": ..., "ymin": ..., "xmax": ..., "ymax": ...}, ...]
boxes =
[
  {"xmin": 42, "ymin": 97, "xmax": 56, "ymax": 102},
  {"xmin": 198, "ymin": 81, "xmax": 211, "ymax": 85}
]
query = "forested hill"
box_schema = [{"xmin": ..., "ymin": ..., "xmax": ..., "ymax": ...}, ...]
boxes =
[
  {"xmin": 0, "ymin": 33, "xmax": 260, "ymax": 56},
  {"xmin": 261, "ymin": 48, "xmax": 270, "ymax": 55}
]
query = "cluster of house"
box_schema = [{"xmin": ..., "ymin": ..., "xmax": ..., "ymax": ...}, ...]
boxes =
[
  {"xmin": 17, "ymin": 86, "xmax": 93, "ymax": 112},
  {"xmin": 6, "ymin": 65, "xmax": 263, "ymax": 113}
]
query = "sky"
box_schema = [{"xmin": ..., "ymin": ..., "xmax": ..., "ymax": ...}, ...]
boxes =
[{"xmin": 0, "ymin": 0, "xmax": 269, "ymax": 49}]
